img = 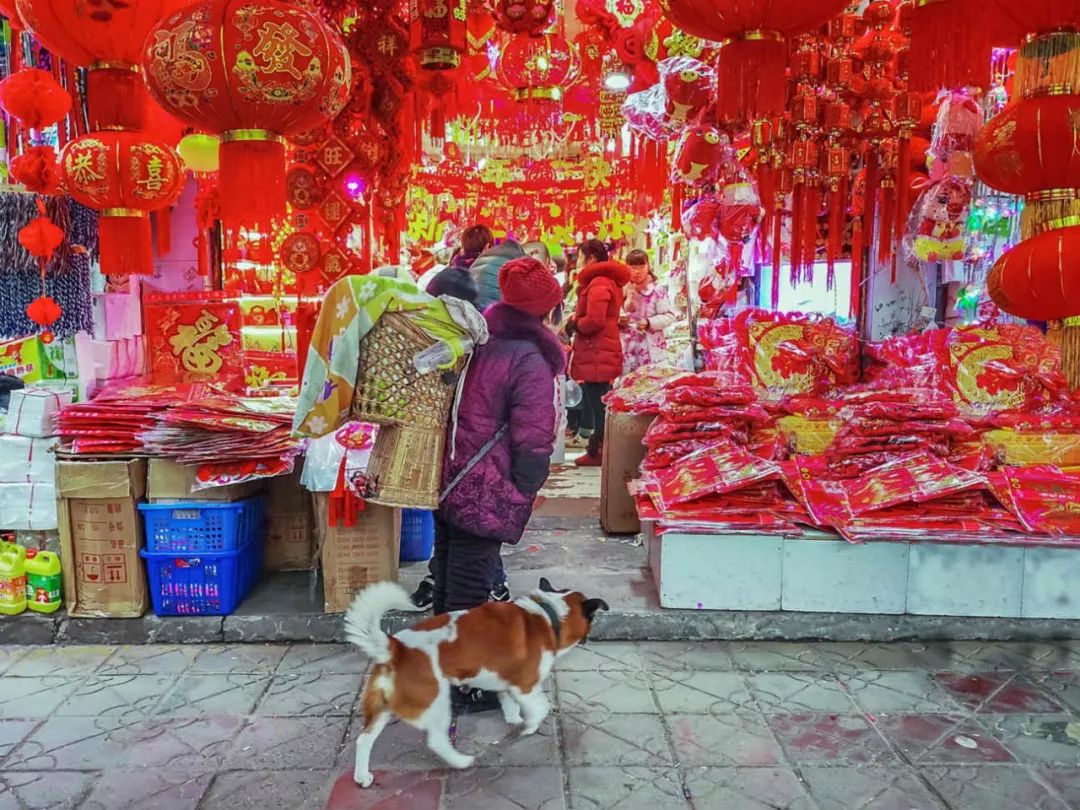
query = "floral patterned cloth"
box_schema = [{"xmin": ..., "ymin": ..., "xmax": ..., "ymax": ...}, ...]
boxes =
[
  {"xmin": 293, "ymin": 276, "xmax": 469, "ymax": 438},
  {"xmin": 621, "ymin": 282, "xmax": 676, "ymax": 374}
]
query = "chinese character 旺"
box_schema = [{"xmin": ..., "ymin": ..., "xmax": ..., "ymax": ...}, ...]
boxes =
[
  {"xmin": 169, "ymin": 309, "xmax": 235, "ymax": 375},
  {"xmin": 253, "ymin": 21, "xmax": 313, "ymax": 79}
]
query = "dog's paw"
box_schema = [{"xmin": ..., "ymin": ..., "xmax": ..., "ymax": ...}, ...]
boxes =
[
  {"xmin": 502, "ymin": 709, "xmax": 524, "ymax": 726},
  {"xmin": 449, "ymin": 754, "xmax": 476, "ymax": 770},
  {"xmin": 520, "ymin": 723, "xmax": 541, "ymax": 736},
  {"xmin": 354, "ymin": 771, "xmax": 375, "ymax": 789}
]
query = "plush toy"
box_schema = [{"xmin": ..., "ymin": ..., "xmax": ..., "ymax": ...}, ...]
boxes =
[
  {"xmin": 912, "ymin": 176, "xmax": 972, "ymax": 262},
  {"xmin": 661, "ymin": 56, "xmax": 715, "ymax": 124},
  {"xmin": 673, "ymin": 125, "xmax": 726, "ymax": 183}
]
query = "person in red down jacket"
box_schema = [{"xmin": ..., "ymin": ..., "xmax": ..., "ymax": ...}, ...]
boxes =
[{"xmin": 570, "ymin": 239, "xmax": 631, "ymax": 467}]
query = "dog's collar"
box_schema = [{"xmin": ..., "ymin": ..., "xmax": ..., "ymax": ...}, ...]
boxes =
[{"xmin": 533, "ymin": 597, "xmax": 562, "ymax": 647}]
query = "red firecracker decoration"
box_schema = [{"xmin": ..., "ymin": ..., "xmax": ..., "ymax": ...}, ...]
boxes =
[
  {"xmin": 656, "ymin": 0, "xmax": 850, "ymax": 123},
  {"xmin": 493, "ymin": 0, "xmax": 554, "ymax": 35},
  {"xmin": 10, "ymin": 144, "xmax": 60, "ymax": 194},
  {"xmin": 0, "ymin": 68, "xmax": 71, "ymax": 130},
  {"xmin": 60, "ymin": 132, "xmax": 185, "ymax": 276},
  {"xmin": 143, "ymin": 0, "xmax": 352, "ymax": 265},
  {"xmin": 16, "ymin": 0, "xmax": 190, "ymax": 130}
]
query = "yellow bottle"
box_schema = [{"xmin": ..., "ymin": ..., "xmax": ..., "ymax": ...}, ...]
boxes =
[
  {"xmin": 0, "ymin": 549, "xmax": 27, "ymax": 615},
  {"xmin": 24, "ymin": 549, "xmax": 62, "ymax": 614}
]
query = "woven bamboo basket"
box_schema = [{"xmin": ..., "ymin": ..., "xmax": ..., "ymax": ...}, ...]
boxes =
[
  {"xmin": 352, "ymin": 311, "xmax": 460, "ymax": 430},
  {"xmin": 364, "ymin": 423, "xmax": 445, "ymax": 510}
]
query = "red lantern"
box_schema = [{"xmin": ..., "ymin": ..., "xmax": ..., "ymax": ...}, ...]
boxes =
[
  {"xmin": 0, "ymin": 68, "xmax": 71, "ymax": 130},
  {"xmin": 656, "ymin": 0, "xmax": 849, "ymax": 123},
  {"xmin": 60, "ymin": 132, "xmax": 185, "ymax": 276},
  {"xmin": 26, "ymin": 295, "xmax": 61, "ymax": 328},
  {"xmin": 16, "ymin": 0, "xmax": 190, "ymax": 130},
  {"xmin": 409, "ymin": 0, "xmax": 467, "ymax": 70},
  {"xmin": 18, "ymin": 212, "xmax": 63, "ymax": 259},
  {"xmin": 498, "ymin": 32, "xmax": 580, "ymax": 101},
  {"xmin": 143, "ymin": 0, "xmax": 352, "ymax": 262},
  {"xmin": 988, "ymin": 0, "xmax": 1080, "ymax": 39},
  {"xmin": 11, "ymin": 145, "xmax": 60, "ymax": 194},
  {"xmin": 492, "ymin": 0, "xmax": 554, "ymax": 35},
  {"xmin": 988, "ymin": 227, "xmax": 1080, "ymax": 321}
]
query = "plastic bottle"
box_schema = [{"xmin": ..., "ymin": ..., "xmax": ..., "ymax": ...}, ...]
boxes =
[
  {"xmin": 414, "ymin": 338, "xmax": 474, "ymax": 374},
  {"xmin": 0, "ymin": 549, "xmax": 27, "ymax": 615},
  {"xmin": 24, "ymin": 549, "xmax": 62, "ymax": 614}
]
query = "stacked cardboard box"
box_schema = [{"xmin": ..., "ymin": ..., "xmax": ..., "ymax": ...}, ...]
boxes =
[
  {"xmin": 265, "ymin": 470, "xmax": 314, "ymax": 571},
  {"xmin": 314, "ymin": 493, "xmax": 400, "ymax": 613}
]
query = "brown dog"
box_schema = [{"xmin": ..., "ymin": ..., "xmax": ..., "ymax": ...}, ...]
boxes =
[{"xmin": 345, "ymin": 577, "xmax": 608, "ymax": 787}]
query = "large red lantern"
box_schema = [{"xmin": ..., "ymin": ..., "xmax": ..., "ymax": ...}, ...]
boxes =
[
  {"xmin": 656, "ymin": 0, "xmax": 849, "ymax": 123},
  {"xmin": 16, "ymin": 0, "xmax": 190, "ymax": 130},
  {"xmin": 900, "ymin": 1, "xmax": 1018, "ymax": 92},
  {"xmin": 498, "ymin": 32, "xmax": 580, "ymax": 101},
  {"xmin": 60, "ymin": 132, "xmax": 185, "ymax": 277},
  {"xmin": 143, "ymin": 0, "xmax": 352, "ymax": 262},
  {"xmin": 410, "ymin": 0, "xmax": 467, "ymax": 70},
  {"xmin": 987, "ymin": 227, "xmax": 1080, "ymax": 321},
  {"xmin": 493, "ymin": 0, "xmax": 554, "ymax": 35}
]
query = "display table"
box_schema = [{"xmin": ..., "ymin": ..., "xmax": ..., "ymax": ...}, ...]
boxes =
[{"xmin": 646, "ymin": 523, "xmax": 1080, "ymax": 620}]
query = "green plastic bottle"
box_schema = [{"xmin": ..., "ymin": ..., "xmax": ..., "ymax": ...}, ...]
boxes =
[
  {"xmin": 0, "ymin": 549, "xmax": 27, "ymax": 615},
  {"xmin": 24, "ymin": 549, "xmax": 62, "ymax": 614}
]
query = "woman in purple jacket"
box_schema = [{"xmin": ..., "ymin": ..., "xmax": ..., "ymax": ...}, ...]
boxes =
[{"xmin": 434, "ymin": 256, "xmax": 566, "ymax": 625}]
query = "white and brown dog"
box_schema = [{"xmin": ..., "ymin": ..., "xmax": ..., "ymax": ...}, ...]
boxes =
[{"xmin": 345, "ymin": 577, "xmax": 609, "ymax": 788}]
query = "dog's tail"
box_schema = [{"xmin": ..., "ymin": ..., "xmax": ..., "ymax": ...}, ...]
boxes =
[{"xmin": 343, "ymin": 581, "xmax": 419, "ymax": 664}]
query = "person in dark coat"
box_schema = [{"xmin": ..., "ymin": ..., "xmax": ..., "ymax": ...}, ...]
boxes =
[
  {"xmin": 426, "ymin": 224, "xmax": 494, "ymax": 304},
  {"xmin": 434, "ymin": 257, "xmax": 565, "ymax": 620},
  {"xmin": 470, "ymin": 239, "xmax": 526, "ymax": 310},
  {"xmin": 570, "ymin": 240, "xmax": 631, "ymax": 466}
]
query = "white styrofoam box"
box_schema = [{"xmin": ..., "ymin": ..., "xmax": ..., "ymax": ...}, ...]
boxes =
[
  {"xmin": 908, "ymin": 543, "xmax": 1024, "ymax": 617},
  {"xmin": 1022, "ymin": 546, "xmax": 1080, "ymax": 620},
  {"xmin": 0, "ymin": 482, "xmax": 57, "ymax": 530},
  {"xmin": 782, "ymin": 537, "xmax": 909, "ymax": 614},
  {"xmin": 5, "ymin": 387, "xmax": 72, "ymax": 438},
  {"xmin": 651, "ymin": 532, "xmax": 782, "ymax": 610},
  {"xmin": 0, "ymin": 435, "xmax": 58, "ymax": 484}
]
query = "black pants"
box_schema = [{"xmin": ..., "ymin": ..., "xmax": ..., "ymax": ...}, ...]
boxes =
[
  {"xmin": 581, "ymin": 382, "xmax": 612, "ymax": 455},
  {"xmin": 431, "ymin": 518, "xmax": 504, "ymax": 614}
]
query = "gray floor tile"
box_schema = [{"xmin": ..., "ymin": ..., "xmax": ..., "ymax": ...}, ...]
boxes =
[
  {"xmin": 978, "ymin": 715, "xmax": 1080, "ymax": 766},
  {"xmin": 0, "ymin": 771, "xmax": 97, "ymax": 810},
  {"xmin": 801, "ymin": 765, "xmax": 946, "ymax": 809},
  {"xmin": 566, "ymin": 766, "xmax": 686, "ymax": 810},
  {"xmin": 156, "ymin": 673, "xmax": 271, "ymax": 717},
  {"xmin": 224, "ymin": 716, "xmax": 348, "ymax": 770},
  {"xmin": 0, "ymin": 720, "xmax": 39, "ymax": 763},
  {"xmin": 562, "ymin": 712, "xmax": 674, "ymax": 766},
  {"xmin": 0, "ymin": 678, "xmax": 83, "ymax": 720},
  {"xmin": 5, "ymin": 715, "xmax": 138, "ymax": 770},
  {"xmin": 684, "ymin": 767, "xmax": 815, "ymax": 810},
  {"xmin": 841, "ymin": 671, "xmax": 960, "ymax": 713},
  {"xmin": 255, "ymin": 673, "xmax": 359, "ymax": 717},
  {"xmin": 873, "ymin": 713, "xmax": 1016, "ymax": 765},
  {"xmin": 920, "ymin": 764, "xmax": 1070, "ymax": 809},
  {"xmin": 557, "ymin": 669, "xmax": 657, "ymax": 714},
  {"xmin": 199, "ymin": 769, "xmax": 335, "ymax": 810},
  {"xmin": 728, "ymin": 642, "xmax": 834, "ymax": 672},
  {"xmin": 649, "ymin": 670, "xmax": 753, "ymax": 715},
  {"xmin": 0, "ymin": 646, "xmax": 26, "ymax": 676},
  {"xmin": 53, "ymin": 674, "xmax": 175, "ymax": 719},
  {"xmin": 6, "ymin": 646, "xmax": 113, "ymax": 677},
  {"xmin": 748, "ymin": 672, "xmax": 856, "ymax": 714},
  {"xmin": 276, "ymin": 644, "xmax": 368, "ymax": 675},
  {"xmin": 767, "ymin": 713, "xmax": 899, "ymax": 766},
  {"xmin": 556, "ymin": 642, "xmax": 643, "ymax": 672},
  {"xmin": 79, "ymin": 769, "xmax": 212, "ymax": 810},
  {"xmin": 637, "ymin": 641, "xmax": 735, "ymax": 671},
  {"xmin": 445, "ymin": 766, "xmax": 565, "ymax": 810},
  {"xmin": 96, "ymin": 644, "xmax": 199, "ymax": 676},
  {"xmin": 457, "ymin": 713, "xmax": 560, "ymax": 768},
  {"xmin": 190, "ymin": 645, "xmax": 289, "ymax": 674},
  {"xmin": 668, "ymin": 711, "xmax": 783, "ymax": 767},
  {"xmin": 121, "ymin": 716, "xmax": 246, "ymax": 770}
]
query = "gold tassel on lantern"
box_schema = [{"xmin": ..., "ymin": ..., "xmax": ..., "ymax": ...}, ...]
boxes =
[
  {"xmin": 1015, "ymin": 30, "xmax": 1080, "ymax": 99},
  {"xmin": 1022, "ymin": 189, "xmax": 1080, "ymax": 239},
  {"xmin": 1050, "ymin": 318, "xmax": 1080, "ymax": 390}
]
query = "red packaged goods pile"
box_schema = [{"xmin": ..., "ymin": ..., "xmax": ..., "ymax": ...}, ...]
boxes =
[
  {"xmin": 58, "ymin": 380, "xmax": 212, "ymax": 455},
  {"xmin": 139, "ymin": 395, "xmax": 301, "ymax": 488},
  {"xmin": 604, "ymin": 364, "xmax": 687, "ymax": 415},
  {"xmin": 697, "ymin": 309, "xmax": 859, "ymax": 401}
]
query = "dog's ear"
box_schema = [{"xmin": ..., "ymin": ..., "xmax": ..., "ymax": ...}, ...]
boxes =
[
  {"xmin": 582, "ymin": 598, "xmax": 609, "ymax": 622},
  {"xmin": 539, "ymin": 577, "xmax": 556, "ymax": 593}
]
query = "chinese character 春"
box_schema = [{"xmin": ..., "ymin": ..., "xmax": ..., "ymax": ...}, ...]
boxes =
[{"xmin": 169, "ymin": 309, "xmax": 234, "ymax": 375}]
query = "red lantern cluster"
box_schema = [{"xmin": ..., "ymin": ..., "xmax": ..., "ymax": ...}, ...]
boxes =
[{"xmin": 144, "ymin": 0, "xmax": 352, "ymax": 266}]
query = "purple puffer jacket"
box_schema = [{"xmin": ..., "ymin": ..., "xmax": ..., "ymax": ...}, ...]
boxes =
[{"xmin": 438, "ymin": 302, "xmax": 567, "ymax": 544}]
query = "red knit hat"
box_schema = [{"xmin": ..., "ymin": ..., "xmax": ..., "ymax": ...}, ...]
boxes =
[{"xmin": 498, "ymin": 256, "xmax": 563, "ymax": 317}]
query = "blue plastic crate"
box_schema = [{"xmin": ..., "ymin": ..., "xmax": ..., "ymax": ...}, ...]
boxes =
[
  {"xmin": 141, "ymin": 538, "xmax": 263, "ymax": 616},
  {"xmin": 400, "ymin": 509, "xmax": 435, "ymax": 562},
  {"xmin": 139, "ymin": 496, "xmax": 266, "ymax": 553}
]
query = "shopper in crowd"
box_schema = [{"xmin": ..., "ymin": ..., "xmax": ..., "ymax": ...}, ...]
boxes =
[
  {"xmin": 426, "ymin": 224, "xmax": 494, "ymax": 304},
  {"xmin": 620, "ymin": 249, "xmax": 676, "ymax": 373},
  {"xmin": 471, "ymin": 237, "xmax": 526, "ymax": 310},
  {"xmin": 569, "ymin": 239, "xmax": 631, "ymax": 467},
  {"xmin": 433, "ymin": 256, "xmax": 566, "ymax": 711}
]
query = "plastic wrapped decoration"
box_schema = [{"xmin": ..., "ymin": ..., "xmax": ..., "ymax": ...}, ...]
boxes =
[
  {"xmin": 672, "ymin": 125, "xmax": 726, "ymax": 183},
  {"xmin": 660, "ymin": 56, "xmax": 715, "ymax": 125},
  {"xmin": 622, "ymin": 83, "xmax": 673, "ymax": 141},
  {"xmin": 716, "ymin": 180, "xmax": 764, "ymax": 268},
  {"xmin": 905, "ymin": 175, "xmax": 973, "ymax": 264},
  {"xmin": 927, "ymin": 92, "xmax": 981, "ymax": 176}
]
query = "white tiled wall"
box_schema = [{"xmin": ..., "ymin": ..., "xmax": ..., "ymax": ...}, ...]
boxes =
[{"xmin": 649, "ymin": 531, "xmax": 1080, "ymax": 619}]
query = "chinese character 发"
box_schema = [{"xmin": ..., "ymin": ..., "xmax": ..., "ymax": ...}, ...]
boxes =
[{"xmin": 253, "ymin": 21, "xmax": 313, "ymax": 79}]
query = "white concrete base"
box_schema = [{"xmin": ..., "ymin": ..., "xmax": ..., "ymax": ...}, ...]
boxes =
[{"xmin": 646, "ymin": 526, "xmax": 1080, "ymax": 619}]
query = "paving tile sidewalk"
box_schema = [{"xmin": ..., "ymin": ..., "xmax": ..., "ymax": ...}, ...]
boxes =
[{"xmin": 3, "ymin": 640, "xmax": 1080, "ymax": 808}]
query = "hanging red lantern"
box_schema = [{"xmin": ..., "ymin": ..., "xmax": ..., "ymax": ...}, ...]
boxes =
[
  {"xmin": 18, "ymin": 211, "xmax": 63, "ymax": 260},
  {"xmin": 0, "ymin": 68, "xmax": 71, "ymax": 130},
  {"xmin": 60, "ymin": 132, "xmax": 185, "ymax": 277},
  {"xmin": 409, "ymin": 0, "xmax": 467, "ymax": 70},
  {"xmin": 498, "ymin": 32, "xmax": 580, "ymax": 101},
  {"xmin": 492, "ymin": 0, "xmax": 554, "ymax": 36},
  {"xmin": 143, "ymin": 0, "xmax": 352, "ymax": 263},
  {"xmin": 11, "ymin": 145, "xmax": 60, "ymax": 194},
  {"xmin": 656, "ymin": 0, "xmax": 849, "ymax": 123},
  {"xmin": 26, "ymin": 295, "xmax": 61, "ymax": 328},
  {"xmin": 16, "ymin": 0, "xmax": 190, "ymax": 130},
  {"xmin": 987, "ymin": 227, "xmax": 1080, "ymax": 321}
]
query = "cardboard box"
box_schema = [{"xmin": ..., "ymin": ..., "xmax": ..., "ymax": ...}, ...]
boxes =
[
  {"xmin": 6, "ymin": 387, "xmax": 73, "ymax": 438},
  {"xmin": 56, "ymin": 458, "xmax": 148, "ymax": 618},
  {"xmin": 265, "ymin": 471, "xmax": 314, "ymax": 571},
  {"xmin": 600, "ymin": 412, "xmax": 653, "ymax": 535},
  {"xmin": 315, "ymin": 493, "xmax": 400, "ymax": 613},
  {"xmin": 0, "ymin": 435, "xmax": 58, "ymax": 483},
  {"xmin": 0, "ymin": 482, "xmax": 57, "ymax": 530},
  {"xmin": 147, "ymin": 458, "xmax": 263, "ymax": 502}
]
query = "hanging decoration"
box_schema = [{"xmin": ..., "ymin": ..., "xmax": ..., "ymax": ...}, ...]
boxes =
[
  {"xmin": 0, "ymin": 67, "xmax": 70, "ymax": 131},
  {"xmin": 59, "ymin": 132, "xmax": 186, "ymax": 277},
  {"xmin": 492, "ymin": 0, "xmax": 554, "ymax": 35},
  {"xmin": 10, "ymin": 145, "xmax": 61, "ymax": 194},
  {"xmin": 143, "ymin": 0, "xmax": 352, "ymax": 267}
]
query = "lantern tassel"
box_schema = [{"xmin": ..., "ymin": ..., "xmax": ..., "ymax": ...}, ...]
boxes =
[
  {"xmin": 100, "ymin": 214, "xmax": 155, "ymax": 277},
  {"xmin": 716, "ymin": 38, "xmax": 788, "ymax": 123},
  {"xmin": 879, "ymin": 184, "xmax": 895, "ymax": 271},
  {"xmin": 771, "ymin": 199, "xmax": 783, "ymax": 310},
  {"xmin": 863, "ymin": 153, "xmax": 879, "ymax": 270},
  {"xmin": 219, "ymin": 137, "xmax": 286, "ymax": 268},
  {"xmin": 850, "ymin": 219, "xmax": 864, "ymax": 321},
  {"xmin": 671, "ymin": 183, "xmax": 683, "ymax": 232},
  {"xmin": 86, "ymin": 67, "xmax": 147, "ymax": 131},
  {"xmin": 790, "ymin": 184, "xmax": 804, "ymax": 285},
  {"xmin": 827, "ymin": 185, "xmax": 842, "ymax": 288}
]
